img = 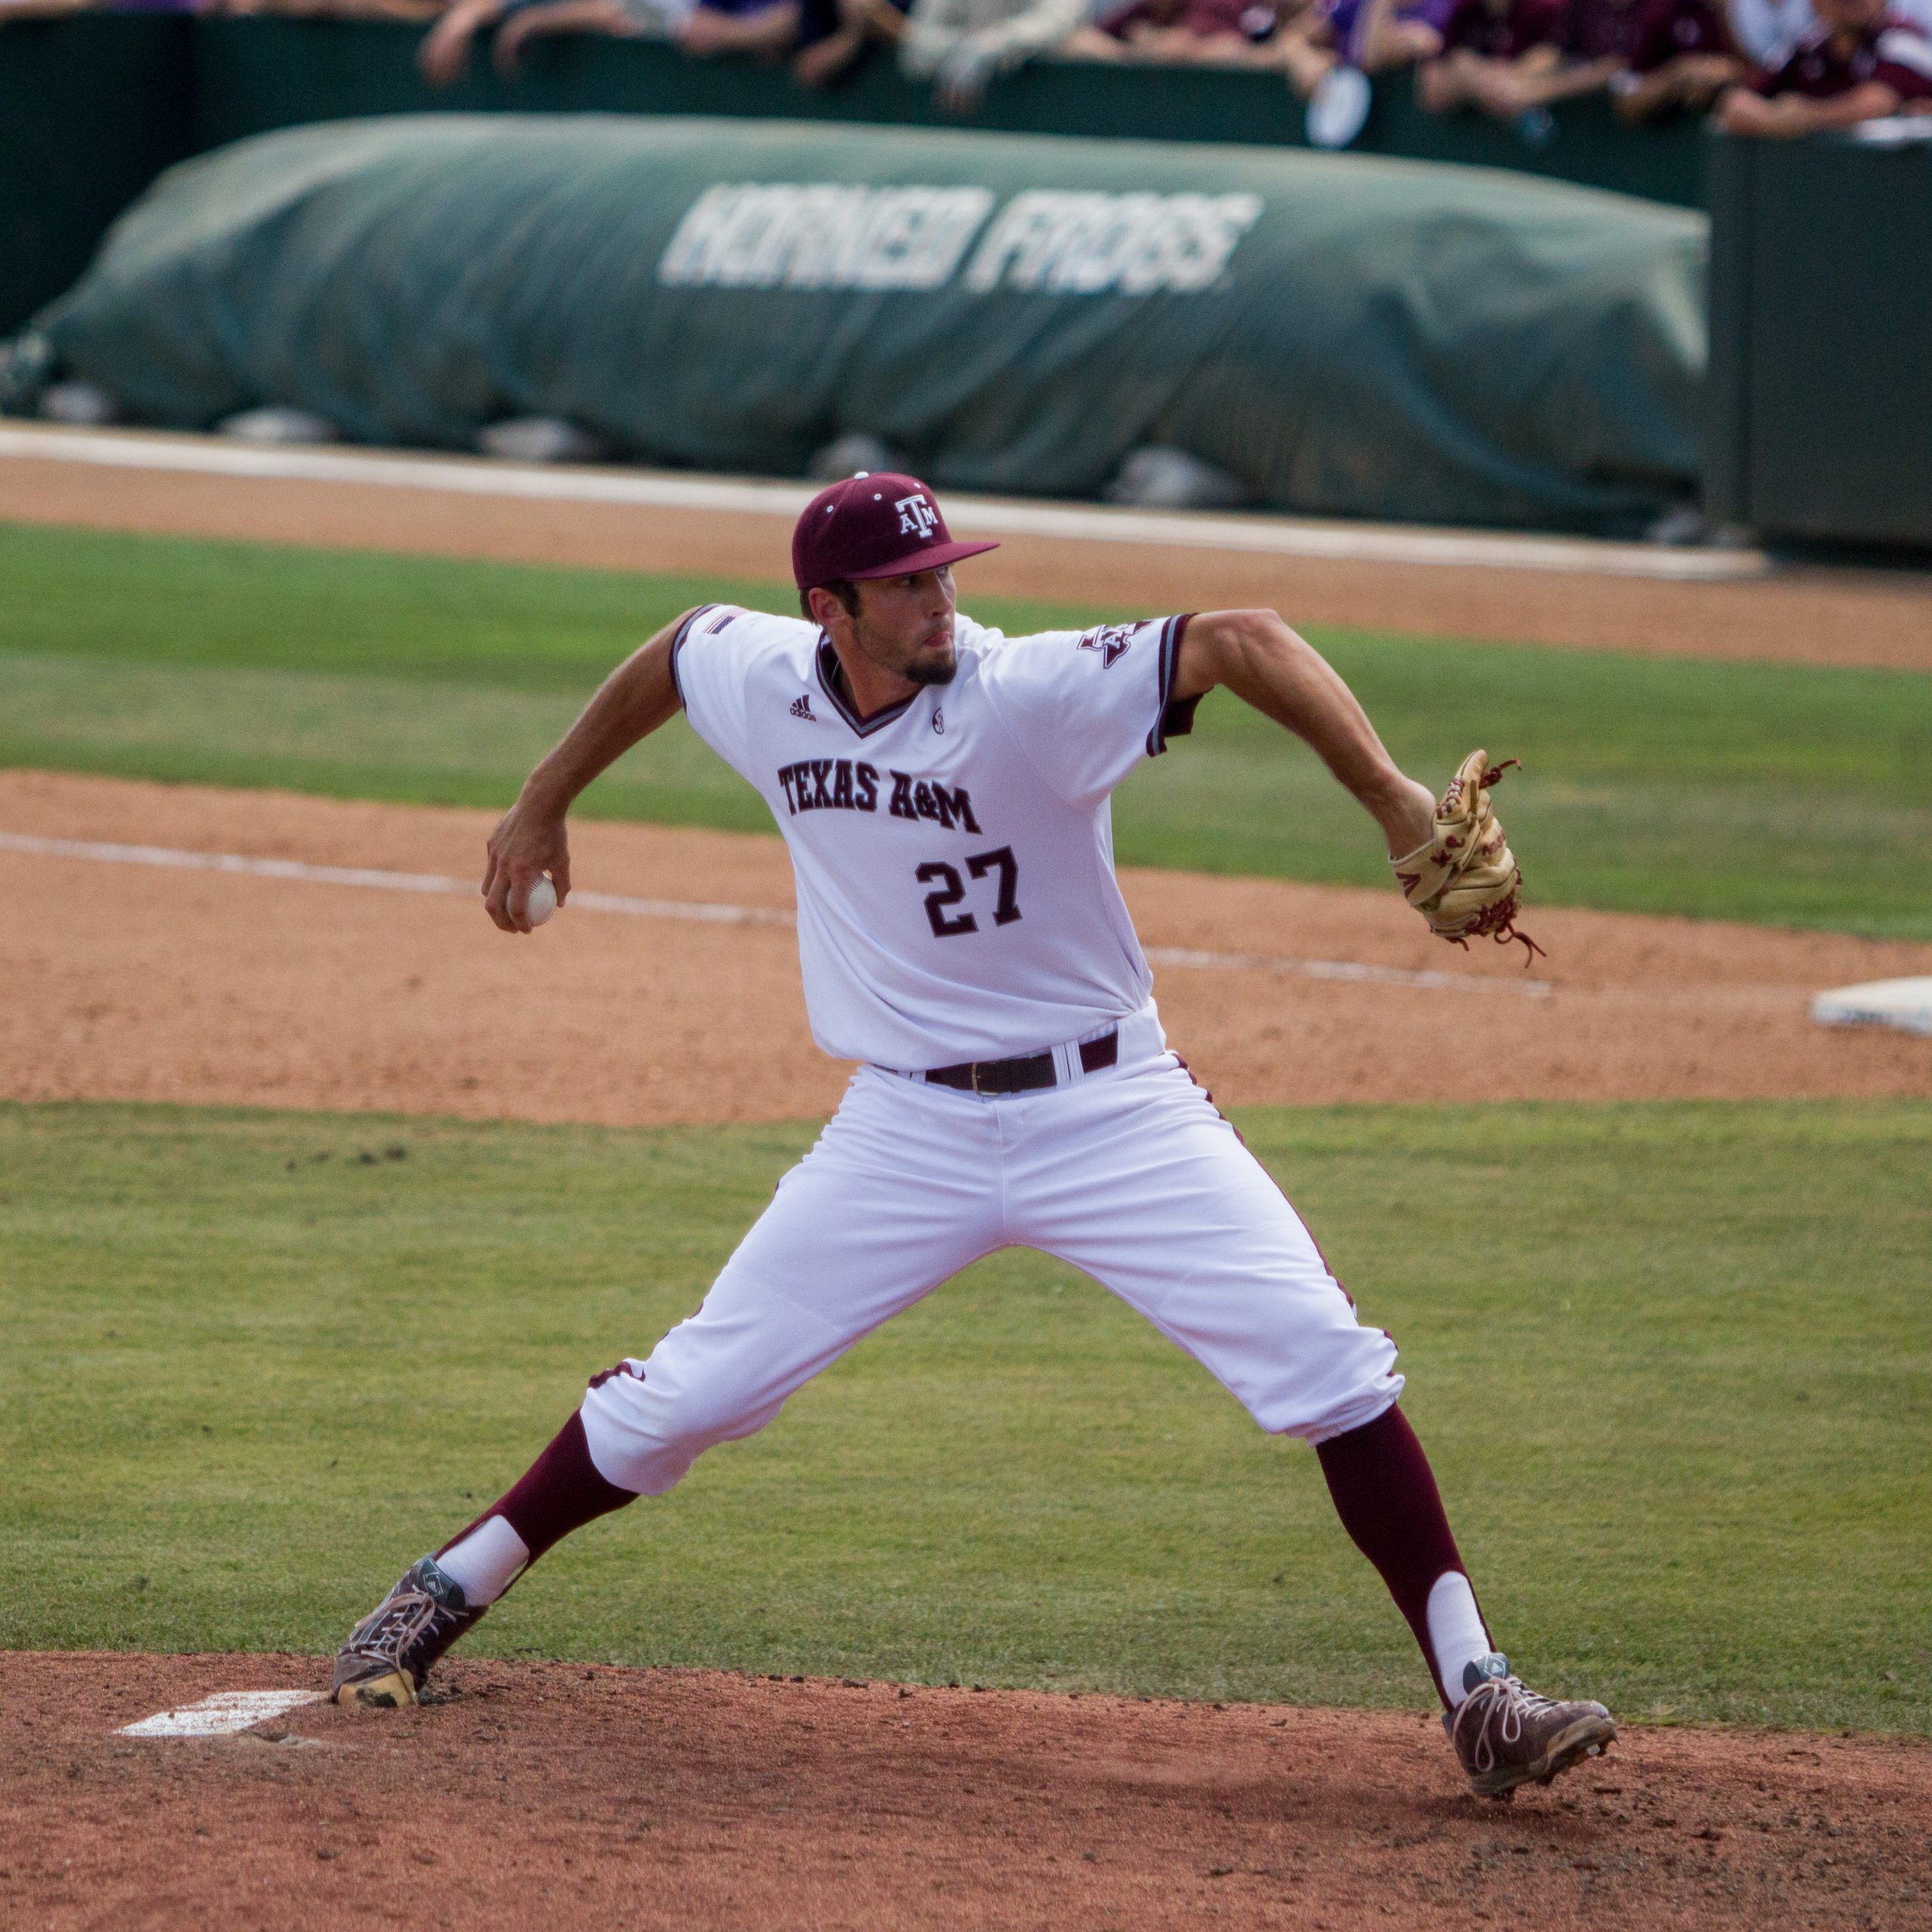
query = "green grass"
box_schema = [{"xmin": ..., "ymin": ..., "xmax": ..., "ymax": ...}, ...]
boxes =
[
  {"xmin": 3, "ymin": 523, "xmax": 1929, "ymax": 936},
  {"xmin": 3, "ymin": 1097, "xmax": 1926, "ymax": 1733}
]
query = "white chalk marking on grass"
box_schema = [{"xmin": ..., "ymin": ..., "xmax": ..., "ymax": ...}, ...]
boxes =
[
  {"xmin": 119, "ymin": 1690, "xmax": 323, "ymax": 1737},
  {"xmin": 0, "ymin": 829, "xmax": 1549, "ymax": 996},
  {"xmin": 0, "ymin": 425, "xmax": 1770, "ymax": 583}
]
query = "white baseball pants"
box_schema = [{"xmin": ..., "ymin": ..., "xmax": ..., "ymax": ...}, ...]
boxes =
[{"xmin": 580, "ymin": 1008, "xmax": 1402, "ymax": 1496}]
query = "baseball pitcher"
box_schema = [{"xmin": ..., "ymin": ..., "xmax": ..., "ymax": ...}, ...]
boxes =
[{"xmin": 330, "ymin": 473, "xmax": 1610, "ymax": 1799}]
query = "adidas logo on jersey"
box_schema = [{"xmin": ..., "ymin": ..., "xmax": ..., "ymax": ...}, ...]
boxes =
[{"xmin": 790, "ymin": 694, "xmax": 817, "ymax": 721}]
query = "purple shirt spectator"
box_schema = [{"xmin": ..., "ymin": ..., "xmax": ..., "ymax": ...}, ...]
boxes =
[{"xmin": 1323, "ymin": 0, "xmax": 1458, "ymax": 60}]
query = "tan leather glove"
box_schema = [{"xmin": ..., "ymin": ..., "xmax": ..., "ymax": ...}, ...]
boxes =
[{"xmin": 1389, "ymin": 749, "xmax": 1543, "ymax": 961}]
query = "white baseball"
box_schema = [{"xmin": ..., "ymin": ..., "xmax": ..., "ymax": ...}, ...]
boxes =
[{"xmin": 525, "ymin": 875, "xmax": 558, "ymax": 927}]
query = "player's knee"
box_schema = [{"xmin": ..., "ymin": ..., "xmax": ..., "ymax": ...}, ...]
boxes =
[
  {"xmin": 1238, "ymin": 1324, "xmax": 1402, "ymax": 1441},
  {"xmin": 578, "ymin": 1350, "xmax": 780, "ymax": 1494}
]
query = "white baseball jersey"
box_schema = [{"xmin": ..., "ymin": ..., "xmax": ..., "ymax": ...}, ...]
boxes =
[
  {"xmin": 569, "ymin": 595, "xmax": 1404, "ymax": 1506},
  {"xmin": 671, "ymin": 602, "xmax": 1197, "ymax": 1069}
]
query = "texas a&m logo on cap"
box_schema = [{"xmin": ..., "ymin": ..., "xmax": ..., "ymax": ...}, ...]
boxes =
[{"xmin": 896, "ymin": 493, "xmax": 939, "ymax": 540}]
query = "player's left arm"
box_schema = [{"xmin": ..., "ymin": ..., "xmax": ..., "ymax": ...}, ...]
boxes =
[{"xmin": 1173, "ymin": 608, "xmax": 1437, "ymax": 859}]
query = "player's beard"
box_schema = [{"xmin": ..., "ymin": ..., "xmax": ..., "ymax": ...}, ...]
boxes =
[
  {"xmin": 846, "ymin": 600, "xmax": 957, "ymax": 688},
  {"xmin": 862, "ymin": 616, "xmax": 956, "ymax": 687},
  {"xmin": 903, "ymin": 651, "xmax": 958, "ymax": 687}
]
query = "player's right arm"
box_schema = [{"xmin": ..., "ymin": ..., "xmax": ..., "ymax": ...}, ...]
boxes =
[{"xmin": 481, "ymin": 609, "xmax": 695, "ymax": 933}]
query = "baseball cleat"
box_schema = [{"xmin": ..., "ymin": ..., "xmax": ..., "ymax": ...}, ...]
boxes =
[
  {"xmin": 331, "ymin": 1555, "xmax": 486, "ymax": 1708},
  {"xmin": 1444, "ymin": 1653, "xmax": 1617, "ymax": 1799}
]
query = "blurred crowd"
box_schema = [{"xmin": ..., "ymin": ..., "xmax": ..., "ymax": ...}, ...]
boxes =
[{"xmin": 13, "ymin": 0, "xmax": 1932, "ymax": 140}]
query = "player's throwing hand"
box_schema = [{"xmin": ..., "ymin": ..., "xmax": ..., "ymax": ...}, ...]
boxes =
[{"xmin": 483, "ymin": 796, "xmax": 572, "ymax": 934}]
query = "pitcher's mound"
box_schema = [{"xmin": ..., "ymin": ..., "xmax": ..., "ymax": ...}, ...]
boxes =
[{"xmin": 8, "ymin": 1650, "xmax": 1928, "ymax": 1929}]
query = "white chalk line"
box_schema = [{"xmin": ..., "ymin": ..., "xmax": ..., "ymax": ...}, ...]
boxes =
[
  {"xmin": 0, "ymin": 830, "xmax": 792, "ymax": 929},
  {"xmin": 0, "ymin": 829, "xmax": 1550, "ymax": 997},
  {"xmin": 1139, "ymin": 941, "xmax": 1546, "ymax": 995},
  {"xmin": 0, "ymin": 425, "xmax": 1770, "ymax": 583},
  {"xmin": 119, "ymin": 1689, "xmax": 323, "ymax": 1737}
]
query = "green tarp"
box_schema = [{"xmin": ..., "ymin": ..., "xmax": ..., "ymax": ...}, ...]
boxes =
[{"xmin": 23, "ymin": 114, "xmax": 1707, "ymax": 531}]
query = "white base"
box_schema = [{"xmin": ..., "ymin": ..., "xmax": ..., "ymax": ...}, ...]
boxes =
[
  {"xmin": 119, "ymin": 1690, "xmax": 323, "ymax": 1737},
  {"xmin": 1811, "ymin": 977, "xmax": 1932, "ymax": 1039}
]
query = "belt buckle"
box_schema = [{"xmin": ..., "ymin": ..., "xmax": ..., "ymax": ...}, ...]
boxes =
[{"xmin": 970, "ymin": 1061, "xmax": 986, "ymax": 1096}]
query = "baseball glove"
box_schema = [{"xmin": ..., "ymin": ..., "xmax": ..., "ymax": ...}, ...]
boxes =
[{"xmin": 1390, "ymin": 749, "xmax": 1543, "ymax": 961}]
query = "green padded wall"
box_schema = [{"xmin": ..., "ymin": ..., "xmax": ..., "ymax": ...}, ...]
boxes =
[
  {"xmin": 1703, "ymin": 130, "xmax": 1932, "ymax": 549},
  {"xmin": 25, "ymin": 115, "xmax": 1704, "ymax": 531}
]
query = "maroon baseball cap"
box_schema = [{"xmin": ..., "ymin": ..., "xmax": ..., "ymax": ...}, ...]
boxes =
[{"xmin": 792, "ymin": 472, "xmax": 998, "ymax": 590}]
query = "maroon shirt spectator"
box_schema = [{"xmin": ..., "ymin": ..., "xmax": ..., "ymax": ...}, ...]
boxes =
[
  {"xmin": 1439, "ymin": 0, "xmax": 1567, "ymax": 57},
  {"xmin": 1751, "ymin": 9, "xmax": 1932, "ymax": 92},
  {"xmin": 1561, "ymin": 0, "xmax": 1644, "ymax": 60},
  {"xmin": 1629, "ymin": 0, "xmax": 1734, "ymax": 69},
  {"xmin": 1720, "ymin": 0, "xmax": 1930, "ymax": 130}
]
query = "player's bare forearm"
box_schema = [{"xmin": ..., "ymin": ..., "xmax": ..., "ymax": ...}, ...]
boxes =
[
  {"xmin": 1175, "ymin": 608, "xmax": 1435, "ymax": 857},
  {"xmin": 482, "ymin": 613, "xmax": 691, "ymax": 932}
]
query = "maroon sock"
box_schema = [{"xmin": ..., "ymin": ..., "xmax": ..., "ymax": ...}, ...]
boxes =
[
  {"xmin": 438, "ymin": 1411, "xmax": 635, "ymax": 1571},
  {"xmin": 1315, "ymin": 1403, "xmax": 1486, "ymax": 1708}
]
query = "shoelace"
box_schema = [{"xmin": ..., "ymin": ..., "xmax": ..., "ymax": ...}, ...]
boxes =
[
  {"xmin": 345, "ymin": 1585, "xmax": 450, "ymax": 1665},
  {"xmin": 1451, "ymin": 1676, "xmax": 1559, "ymax": 1773}
]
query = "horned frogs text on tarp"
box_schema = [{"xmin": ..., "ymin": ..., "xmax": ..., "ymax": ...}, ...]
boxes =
[{"xmin": 657, "ymin": 186, "xmax": 1265, "ymax": 295}]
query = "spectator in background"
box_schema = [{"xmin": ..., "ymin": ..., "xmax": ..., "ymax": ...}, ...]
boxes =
[
  {"xmin": 229, "ymin": 0, "xmax": 445, "ymax": 18},
  {"xmin": 1066, "ymin": 0, "xmax": 1298, "ymax": 66},
  {"xmin": 1611, "ymin": 0, "xmax": 1746, "ymax": 117},
  {"xmin": 422, "ymin": 0, "xmax": 799, "ymax": 82},
  {"xmin": 1066, "ymin": 0, "xmax": 1284, "ymax": 66},
  {"xmin": 1415, "ymin": 0, "xmax": 1569, "ymax": 118},
  {"xmin": 898, "ymin": 0, "xmax": 1089, "ymax": 109},
  {"xmin": 793, "ymin": 0, "xmax": 912, "ymax": 85},
  {"xmin": 1549, "ymin": 0, "xmax": 1647, "ymax": 83},
  {"xmin": 1717, "ymin": 0, "xmax": 1932, "ymax": 128},
  {"xmin": 1335, "ymin": 0, "xmax": 1460, "ymax": 70},
  {"xmin": 1439, "ymin": 0, "xmax": 1651, "ymax": 115},
  {"xmin": 1724, "ymin": 0, "xmax": 1814, "ymax": 62},
  {"xmin": 1262, "ymin": 0, "xmax": 1456, "ymax": 100}
]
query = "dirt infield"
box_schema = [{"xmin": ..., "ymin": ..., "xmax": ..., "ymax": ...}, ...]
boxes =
[
  {"xmin": 4, "ymin": 770, "xmax": 1929, "ymax": 1122},
  {"xmin": 5, "ymin": 442, "xmax": 1932, "ymax": 669},
  {"xmin": 5, "ymin": 1650, "xmax": 1927, "ymax": 1932}
]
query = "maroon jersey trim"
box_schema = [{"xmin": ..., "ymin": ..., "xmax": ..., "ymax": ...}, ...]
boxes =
[
  {"xmin": 1146, "ymin": 613, "xmax": 1197, "ymax": 758},
  {"xmin": 666, "ymin": 603, "xmax": 718, "ymax": 710}
]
